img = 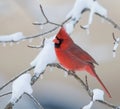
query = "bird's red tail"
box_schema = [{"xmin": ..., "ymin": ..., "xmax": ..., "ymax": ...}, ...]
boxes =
[{"xmin": 86, "ymin": 66, "xmax": 112, "ymax": 98}]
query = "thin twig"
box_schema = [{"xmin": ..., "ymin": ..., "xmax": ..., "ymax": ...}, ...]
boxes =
[
  {"xmin": 85, "ymin": 75, "xmax": 89, "ymax": 91},
  {"xmin": 112, "ymin": 33, "xmax": 116, "ymax": 42},
  {"xmin": 47, "ymin": 63, "xmax": 119, "ymax": 109},
  {"xmin": 27, "ymin": 38, "xmax": 45, "ymax": 49},
  {"xmin": 0, "ymin": 5, "xmax": 71, "ymax": 44},
  {"xmin": 25, "ymin": 93, "xmax": 44, "ymax": 109},
  {"xmin": 0, "ymin": 63, "xmax": 120, "ymax": 109},
  {"xmin": 0, "ymin": 5, "xmax": 120, "ymax": 44},
  {"xmin": 28, "ymin": 16, "xmax": 71, "ymax": 40},
  {"xmin": 39, "ymin": 5, "xmax": 48, "ymax": 23},
  {"xmin": 47, "ymin": 63, "xmax": 92, "ymax": 97},
  {"xmin": 68, "ymin": 72, "xmax": 93, "ymax": 97},
  {"xmin": 33, "ymin": 4, "xmax": 61, "ymax": 26},
  {"xmin": 97, "ymin": 100, "xmax": 119, "ymax": 109},
  {"xmin": 27, "ymin": 45, "xmax": 42, "ymax": 49},
  {"xmin": 0, "ymin": 92, "xmax": 12, "ymax": 98},
  {"xmin": 33, "ymin": 5, "xmax": 61, "ymax": 26},
  {"xmin": 96, "ymin": 14, "xmax": 120, "ymax": 31},
  {"xmin": 80, "ymin": 9, "xmax": 120, "ymax": 31}
]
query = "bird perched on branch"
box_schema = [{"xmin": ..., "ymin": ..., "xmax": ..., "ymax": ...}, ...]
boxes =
[{"xmin": 53, "ymin": 27, "xmax": 111, "ymax": 98}]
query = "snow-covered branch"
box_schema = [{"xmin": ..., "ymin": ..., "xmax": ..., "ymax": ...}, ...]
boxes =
[
  {"xmin": 0, "ymin": 5, "xmax": 71, "ymax": 45},
  {"xmin": 47, "ymin": 63, "xmax": 120, "ymax": 109},
  {"xmin": 112, "ymin": 33, "xmax": 120, "ymax": 58},
  {"xmin": 33, "ymin": 5, "xmax": 61, "ymax": 26},
  {"xmin": 65, "ymin": 0, "xmax": 107, "ymax": 34},
  {"xmin": 0, "ymin": 32, "xmax": 25, "ymax": 43},
  {"xmin": 65, "ymin": 0, "xmax": 120, "ymax": 34},
  {"xmin": 0, "ymin": 1, "xmax": 120, "ymax": 109},
  {"xmin": 0, "ymin": 1, "xmax": 120, "ymax": 45},
  {"xmin": 5, "ymin": 73, "xmax": 33, "ymax": 109},
  {"xmin": 30, "ymin": 36, "xmax": 56, "ymax": 79},
  {"xmin": 0, "ymin": 63, "xmax": 120, "ymax": 109},
  {"xmin": 27, "ymin": 38, "xmax": 45, "ymax": 49}
]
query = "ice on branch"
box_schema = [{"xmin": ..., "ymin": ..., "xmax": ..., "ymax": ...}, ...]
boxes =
[
  {"xmin": 31, "ymin": 36, "xmax": 56, "ymax": 77},
  {"xmin": 10, "ymin": 73, "xmax": 33, "ymax": 104},
  {"xmin": 92, "ymin": 89, "xmax": 104, "ymax": 101},
  {"xmin": 0, "ymin": 32, "xmax": 25, "ymax": 42},
  {"xmin": 113, "ymin": 37, "xmax": 120, "ymax": 58},
  {"xmin": 65, "ymin": 0, "xmax": 107, "ymax": 34},
  {"xmin": 82, "ymin": 101, "xmax": 93, "ymax": 109},
  {"xmin": 82, "ymin": 89, "xmax": 104, "ymax": 109}
]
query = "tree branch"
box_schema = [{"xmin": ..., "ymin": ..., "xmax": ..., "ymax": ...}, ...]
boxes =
[
  {"xmin": 0, "ymin": 92, "xmax": 12, "ymax": 98},
  {"xmin": 0, "ymin": 63, "xmax": 120, "ymax": 109},
  {"xmin": 47, "ymin": 63, "xmax": 120, "ymax": 109},
  {"xmin": 80, "ymin": 9, "xmax": 120, "ymax": 31},
  {"xmin": 97, "ymin": 100, "xmax": 120, "ymax": 109},
  {"xmin": 112, "ymin": 33, "xmax": 120, "ymax": 57},
  {"xmin": 33, "ymin": 5, "xmax": 61, "ymax": 26},
  {"xmin": 27, "ymin": 38, "xmax": 45, "ymax": 49},
  {"xmin": 98, "ymin": 14, "xmax": 120, "ymax": 31}
]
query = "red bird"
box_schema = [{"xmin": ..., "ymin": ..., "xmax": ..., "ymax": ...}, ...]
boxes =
[{"xmin": 53, "ymin": 27, "xmax": 111, "ymax": 98}]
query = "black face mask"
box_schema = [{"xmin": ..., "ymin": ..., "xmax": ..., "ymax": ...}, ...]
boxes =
[{"xmin": 54, "ymin": 37, "xmax": 63, "ymax": 48}]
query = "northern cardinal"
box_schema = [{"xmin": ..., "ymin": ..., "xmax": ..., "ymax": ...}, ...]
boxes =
[{"xmin": 53, "ymin": 27, "xmax": 111, "ymax": 98}]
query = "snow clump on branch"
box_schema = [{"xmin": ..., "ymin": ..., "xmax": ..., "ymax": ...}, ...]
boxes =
[
  {"xmin": 65, "ymin": 0, "xmax": 107, "ymax": 34},
  {"xmin": 31, "ymin": 36, "xmax": 56, "ymax": 77}
]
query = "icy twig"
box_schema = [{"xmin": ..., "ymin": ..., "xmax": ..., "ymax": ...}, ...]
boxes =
[
  {"xmin": 33, "ymin": 5, "xmax": 61, "ymax": 27},
  {"xmin": 30, "ymin": 36, "xmax": 56, "ymax": 78},
  {"xmin": 0, "ymin": 63, "xmax": 120, "ymax": 109},
  {"xmin": 4, "ymin": 73, "xmax": 33, "ymax": 109},
  {"xmin": 112, "ymin": 33, "xmax": 120, "ymax": 57},
  {"xmin": 47, "ymin": 63, "xmax": 120, "ymax": 109},
  {"xmin": 0, "ymin": 92, "xmax": 12, "ymax": 98},
  {"xmin": 65, "ymin": 0, "xmax": 107, "ymax": 33},
  {"xmin": 10, "ymin": 73, "xmax": 33, "ymax": 104},
  {"xmin": 25, "ymin": 93, "xmax": 44, "ymax": 109},
  {"xmin": 0, "ymin": 32, "xmax": 25, "ymax": 43},
  {"xmin": 27, "ymin": 38, "xmax": 45, "ymax": 49},
  {"xmin": 0, "ymin": 5, "xmax": 71, "ymax": 44}
]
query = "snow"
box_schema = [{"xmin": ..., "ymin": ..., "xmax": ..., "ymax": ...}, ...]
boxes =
[
  {"xmin": 82, "ymin": 89, "xmax": 104, "ymax": 109},
  {"xmin": 64, "ymin": 71, "xmax": 68, "ymax": 78},
  {"xmin": 30, "ymin": 36, "xmax": 56, "ymax": 77},
  {"xmin": 10, "ymin": 73, "xmax": 33, "ymax": 104},
  {"xmin": 65, "ymin": 21, "xmax": 74, "ymax": 35},
  {"xmin": 113, "ymin": 37, "xmax": 120, "ymax": 58},
  {"xmin": 65, "ymin": 0, "xmax": 107, "ymax": 34},
  {"xmin": 82, "ymin": 101, "xmax": 93, "ymax": 109},
  {"xmin": 0, "ymin": 32, "xmax": 25, "ymax": 42},
  {"xmin": 92, "ymin": 89, "xmax": 104, "ymax": 101},
  {"xmin": 36, "ymin": 0, "xmax": 41, "ymax": 4}
]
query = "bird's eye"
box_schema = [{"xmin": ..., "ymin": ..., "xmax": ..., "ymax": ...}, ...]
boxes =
[{"xmin": 56, "ymin": 37, "xmax": 63, "ymax": 42}]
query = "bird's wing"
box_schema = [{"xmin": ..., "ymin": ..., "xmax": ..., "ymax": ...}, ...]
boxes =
[
  {"xmin": 60, "ymin": 49, "xmax": 89, "ymax": 71},
  {"xmin": 67, "ymin": 43, "xmax": 98, "ymax": 65}
]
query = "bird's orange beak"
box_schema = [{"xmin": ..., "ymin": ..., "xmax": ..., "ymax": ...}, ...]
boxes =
[{"xmin": 53, "ymin": 38, "xmax": 59, "ymax": 44}]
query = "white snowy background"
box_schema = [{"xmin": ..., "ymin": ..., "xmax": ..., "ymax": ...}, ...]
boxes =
[{"xmin": 0, "ymin": 0, "xmax": 120, "ymax": 109}]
